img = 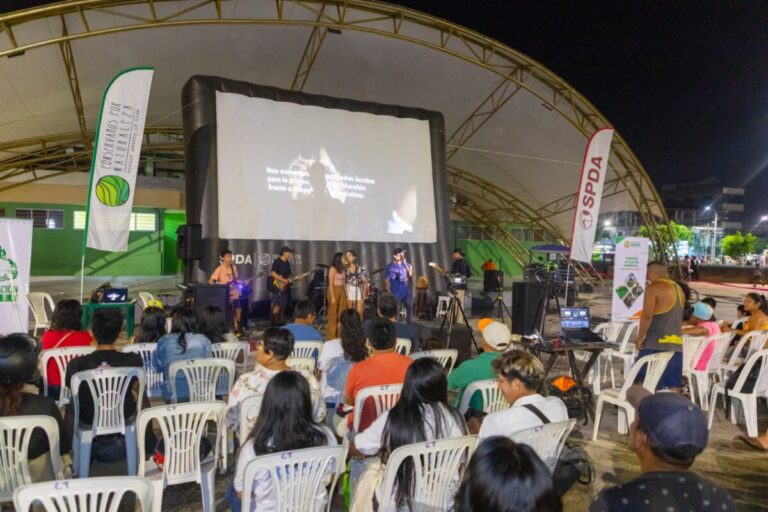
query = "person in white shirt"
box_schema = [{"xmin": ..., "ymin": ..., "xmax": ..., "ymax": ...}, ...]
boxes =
[
  {"xmin": 226, "ymin": 371, "xmax": 338, "ymax": 512},
  {"xmin": 350, "ymin": 358, "xmax": 468, "ymax": 511},
  {"xmin": 478, "ymin": 349, "xmax": 567, "ymax": 439},
  {"xmin": 316, "ymin": 308, "xmax": 368, "ymax": 410}
]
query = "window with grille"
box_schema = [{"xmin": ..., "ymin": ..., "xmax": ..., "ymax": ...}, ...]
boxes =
[
  {"xmin": 15, "ymin": 208, "xmax": 64, "ymax": 229},
  {"xmin": 74, "ymin": 211, "xmax": 156, "ymax": 232}
]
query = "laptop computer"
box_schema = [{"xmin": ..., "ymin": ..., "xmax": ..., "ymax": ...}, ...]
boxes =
[
  {"xmin": 559, "ymin": 307, "xmax": 604, "ymax": 342},
  {"xmin": 101, "ymin": 288, "xmax": 129, "ymax": 304}
]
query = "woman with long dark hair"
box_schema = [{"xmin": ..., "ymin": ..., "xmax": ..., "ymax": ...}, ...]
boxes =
[
  {"xmin": 131, "ymin": 306, "xmax": 168, "ymax": 344},
  {"xmin": 226, "ymin": 371, "xmax": 337, "ymax": 512},
  {"xmin": 351, "ymin": 357, "xmax": 468, "ymax": 511},
  {"xmin": 344, "ymin": 249, "xmax": 367, "ymax": 318},
  {"xmin": 40, "ymin": 299, "xmax": 93, "ymax": 399},
  {"xmin": 200, "ymin": 305, "xmax": 238, "ymax": 344},
  {"xmin": 151, "ymin": 307, "xmax": 212, "ymax": 403},
  {"xmin": 317, "ymin": 309, "xmax": 368, "ymax": 413},
  {"xmin": 326, "ymin": 252, "xmax": 348, "ymax": 339},
  {"xmin": 454, "ymin": 437, "xmax": 561, "ymax": 512},
  {"xmin": 722, "ymin": 292, "xmax": 768, "ymax": 335}
]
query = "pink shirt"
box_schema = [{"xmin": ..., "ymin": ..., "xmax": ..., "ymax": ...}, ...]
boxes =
[{"xmin": 694, "ymin": 322, "xmax": 722, "ymax": 371}]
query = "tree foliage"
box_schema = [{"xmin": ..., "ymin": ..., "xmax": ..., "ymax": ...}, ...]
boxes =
[
  {"xmin": 638, "ymin": 221, "xmax": 694, "ymax": 248},
  {"xmin": 720, "ymin": 231, "xmax": 758, "ymax": 259}
]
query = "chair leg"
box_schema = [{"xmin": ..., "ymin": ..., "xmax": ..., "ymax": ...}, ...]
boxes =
[
  {"xmin": 150, "ymin": 479, "xmax": 164, "ymax": 512},
  {"xmin": 608, "ymin": 359, "xmax": 616, "ymax": 389},
  {"xmin": 126, "ymin": 425, "xmax": 138, "ymax": 476},
  {"xmin": 201, "ymin": 464, "xmax": 216, "ymax": 512},
  {"xmin": 707, "ymin": 389, "xmax": 719, "ymax": 430},
  {"xmin": 744, "ymin": 396, "xmax": 758, "ymax": 437},
  {"xmin": 617, "ymin": 406, "xmax": 628, "ymax": 435},
  {"xmin": 77, "ymin": 432, "xmax": 92, "ymax": 478},
  {"xmin": 591, "ymin": 397, "xmax": 604, "ymax": 441}
]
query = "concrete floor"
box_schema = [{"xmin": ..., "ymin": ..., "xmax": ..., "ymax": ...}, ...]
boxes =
[{"xmin": 28, "ymin": 277, "xmax": 768, "ymax": 511}]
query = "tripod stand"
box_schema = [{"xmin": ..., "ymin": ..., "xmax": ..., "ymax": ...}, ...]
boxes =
[
  {"xmin": 437, "ymin": 286, "xmax": 480, "ymax": 353},
  {"xmin": 491, "ymin": 287, "xmax": 511, "ymax": 322}
]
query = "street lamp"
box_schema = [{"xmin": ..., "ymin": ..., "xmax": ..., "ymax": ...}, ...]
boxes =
[{"xmin": 705, "ymin": 206, "xmax": 719, "ymax": 263}]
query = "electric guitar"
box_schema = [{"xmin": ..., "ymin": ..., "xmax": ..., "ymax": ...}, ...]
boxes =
[
  {"xmin": 429, "ymin": 262, "xmax": 447, "ymax": 275},
  {"xmin": 272, "ymin": 271, "xmax": 312, "ymax": 293}
]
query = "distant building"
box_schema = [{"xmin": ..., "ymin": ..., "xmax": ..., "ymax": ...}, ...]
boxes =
[{"xmin": 660, "ymin": 177, "xmax": 744, "ymax": 233}]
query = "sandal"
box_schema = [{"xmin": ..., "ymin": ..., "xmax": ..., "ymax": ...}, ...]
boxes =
[{"xmin": 738, "ymin": 434, "xmax": 768, "ymax": 452}]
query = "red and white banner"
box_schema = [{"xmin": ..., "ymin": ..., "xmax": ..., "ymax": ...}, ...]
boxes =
[{"xmin": 569, "ymin": 128, "xmax": 615, "ymax": 263}]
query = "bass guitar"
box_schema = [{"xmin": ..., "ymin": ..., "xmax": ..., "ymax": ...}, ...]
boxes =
[{"xmin": 272, "ymin": 271, "xmax": 312, "ymax": 293}]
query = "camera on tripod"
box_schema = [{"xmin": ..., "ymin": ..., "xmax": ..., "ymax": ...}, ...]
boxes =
[{"xmin": 444, "ymin": 272, "xmax": 467, "ymax": 293}]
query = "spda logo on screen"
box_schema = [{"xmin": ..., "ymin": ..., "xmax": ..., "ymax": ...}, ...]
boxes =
[{"xmin": 0, "ymin": 246, "xmax": 20, "ymax": 302}]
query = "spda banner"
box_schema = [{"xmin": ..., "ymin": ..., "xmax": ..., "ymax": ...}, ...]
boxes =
[
  {"xmin": 85, "ymin": 67, "xmax": 154, "ymax": 252},
  {"xmin": 0, "ymin": 219, "xmax": 32, "ymax": 334},
  {"xmin": 569, "ymin": 128, "xmax": 615, "ymax": 263}
]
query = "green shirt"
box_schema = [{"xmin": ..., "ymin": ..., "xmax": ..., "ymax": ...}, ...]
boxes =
[{"xmin": 447, "ymin": 351, "xmax": 501, "ymax": 411}]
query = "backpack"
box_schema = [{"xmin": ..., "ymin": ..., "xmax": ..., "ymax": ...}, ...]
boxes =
[{"xmin": 546, "ymin": 375, "xmax": 593, "ymax": 425}]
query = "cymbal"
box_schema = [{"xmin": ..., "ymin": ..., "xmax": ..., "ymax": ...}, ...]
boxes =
[{"xmin": 315, "ymin": 263, "xmax": 330, "ymax": 268}]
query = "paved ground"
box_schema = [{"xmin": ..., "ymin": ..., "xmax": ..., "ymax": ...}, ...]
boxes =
[{"xmin": 28, "ymin": 277, "xmax": 768, "ymax": 511}]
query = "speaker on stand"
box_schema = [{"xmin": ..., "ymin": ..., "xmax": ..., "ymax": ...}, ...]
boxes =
[{"xmin": 176, "ymin": 224, "xmax": 202, "ymax": 283}]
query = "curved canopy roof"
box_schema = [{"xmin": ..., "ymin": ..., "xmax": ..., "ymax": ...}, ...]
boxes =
[{"xmin": 0, "ymin": 0, "xmax": 671, "ymax": 260}]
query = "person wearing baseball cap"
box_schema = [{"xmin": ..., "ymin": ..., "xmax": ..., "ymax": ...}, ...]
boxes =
[
  {"xmin": 270, "ymin": 247, "xmax": 295, "ymax": 325},
  {"xmin": 589, "ymin": 386, "xmax": 735, "ymax": 511},
  {"xmin": 448, "ymin": 319, "xmax": 511, "ymax": 416}
]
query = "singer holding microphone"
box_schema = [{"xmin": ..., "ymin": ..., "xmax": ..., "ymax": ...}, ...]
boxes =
[{"xmin": 384, "ymin": 247, "xmax": 413, "ymax": 324}]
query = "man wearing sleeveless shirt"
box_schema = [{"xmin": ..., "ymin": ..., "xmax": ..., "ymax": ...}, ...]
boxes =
[{"xmin": 635, "ymin": 262, "xmax": 685, "ymax": 391}]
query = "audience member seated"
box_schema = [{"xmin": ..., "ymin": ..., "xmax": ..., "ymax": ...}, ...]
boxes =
[
  {"xmin": 200, "ymin": 305, "xmax": 239, "ymax": 344},
  {"xmin": 682, "ymin": 302, "xmax": 720, "ymax": 371},
  {"xmin": 722, "ymin": 292, "xmax": 768, "ymax": 335},
  {"xmin": 283, "ymin": 300, "xmax": 323, "ymax": 342},
  {"xmin": 448, "ymin": 318, "xmax": 510, "ymax": 410},
  {"xmin": 477, "ymin": 350, "xmax": 567, "ymax": 437},
  {"xmin": 40, "ymin": 299, "xmax": 93, "ymax": 400},
  {"xmin": 589, "ymin": 386, "xmax": 735, "ymax": 512},
  {"xmin": 344, "ymin": 317, "xmax": 412, "ymax": 432},
  {"xmin": 350, "ymin": 358, "xmax": 468, "ymax": 511},
  {"xmin": 0, "ymin": 334, "xmax": 71, "ymax": 463},
  {"xmin": 129, "ymin": 306, "xmax": 167, "ymax": 345},
  {"xmin": 454, "ymin": 436, "xmax": 561, "ymax": 512},
  {"xmin": 700, "ymin": 297, "xmax": 717, "ymax": 320},
  {"xmin": 151, "ymin": 307, "xmax": 213, "ymax": 403},
  {"xmin": 227, "ymin": 327, "xmax": 325, "ymax": 433},
  {"xmin": 226, "ymin": 371, "xmax": 337, "ymax": 512},
  {"xmin": 65, "ymin": 308, "xmax": 144, "ymax": 463},
  {"xmin": 317, "ymin": 309, "xmax": 368, "ymax": 412},
  {"xmin": 362, "ymin": 292, "xmax": 417, "ymax": 351}
]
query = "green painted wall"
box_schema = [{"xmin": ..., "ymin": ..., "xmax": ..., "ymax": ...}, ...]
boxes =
[{"xmin": 0, "ymin": 202, "xmax": 178, "ymax": 277}]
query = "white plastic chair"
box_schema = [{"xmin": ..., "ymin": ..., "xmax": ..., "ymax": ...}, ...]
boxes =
[
  {"xmin": 410, "ymin": 349, "xmax": 459, "ymax": 373},
  {"xmin": 41, "ymin": 346, "xmax": 96, "ymax": 407},
  {"xmin": 682, "ymin": 335, "xmax": 706, "ymax": 380},
  {"xmin": 395, "ymin": 337, "xmax": 412, "ymax": 355},
  {"xmin": 212, "ymin": 341, "xmax": 250, "ymax": 374},
  {"xmin": 137, "ymin": 291, "xmax": 156, "ymax": 309},
  {"xmin": 241, "ymin": 445, "xmax": 347, "ymax": 512},
  {"xmin": 238, "ymin": 394, "xmax": 264, "ymax": 442},
  {"xmin": 602, "ymin": 321, "xmax": 639, "ymax": 388},
  {"xmin": 690, "ymin": 333, "xmax": 734, "ymax": 410},
  {"xmin": 168, "ymin": 358, "xmax": 236, "ymax": 403},
  {"xmin": 287, "ymin": 356, "xmax": 316, "ymax": 373},
  {"xmin": 436, "ymin": 296, "xmax": 450, "ymax": 319},
  {"xmin": 71, "ymin": 367, "xmax": 146, "ymax": 478},
  {"xmin": 509, "ymin": 419, "xmax": 576, "ymax": 474},
  {"xmin": 137, "ymin": 401, "xmax": 225, "ymax": 512},
  {"xmin": 293, "ymin": 341, "xmax": 324, "ymax": 360},
  {"xmin": 123, "ymin": 343, "xmax": 164, "ymax": 398},
  {"xmin": 720, "ymin": 330, "xmax": 768, "ymax": 382},
  {"xmin": 708, "ymin": 349, "xmax": 768, "ymax": 437},
  {"xmin": 0, "ymin": 416, "xmax": 64, "ymax": 503},
  {"xmin": 378, "ymin": 436, "xmax": 478, "ymax": 511},
  {"xmin": 458, "ymin": 379, "xmax": 509, "ymax": 414},
  {"xmin": 592, "ymin": 351, "xmax": 674, "ymax": 440},
  {"xmin": 586, "ymin": 322, "xmax": 623, "ymax": 394},
  {"xmin": 13, "ymin": 476, "xmax": 154, "ymax": 512},
  {"xmin": 352, "ymin": 384, "xmax": 403, "ymax": 433},
  {"xmin": 27, "ymin": 292, "xmax": 54, "ymax": 336}
]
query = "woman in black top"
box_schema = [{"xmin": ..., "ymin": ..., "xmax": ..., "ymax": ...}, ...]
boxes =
[{"xmin": 0, "ymin": 333, "xmax": 70, "ymax": 459}]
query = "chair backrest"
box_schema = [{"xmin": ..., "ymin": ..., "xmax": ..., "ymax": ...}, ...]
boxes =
[
  {"xmin": 744, "ymin": 329, "xmax": 768, "ymax": 362},
  {"xmin": 239, "ymin": 394, "xmax": 265, "ymax": 442},
  {"xmin": 410, "ymin": 349, "xmax": 459, "ymax": 373},
  {"xmin": 395, "ymin": 338, "xmax": 412, "ymax": 355},
  {"xmin": 458, "ymin": 379, "xmax": 508, "ymax": 414},
  {"xmin": 41, "ymin": 346, "xmax": 96, "ymax": 402},
  {"xmin": 13, "ymin": 476, "xmax": 154, "ymax": 512},
  {"xmin": 293, "ymin": 341, "xmax": 323, "ymax": 360},
  {"xmin": 27, "ymin": 292, "xmax": 54, "ymax": 325},
  {"xmin": 169, "ymin": 358, "xmax": 235, "ymax": 403},
  {"xmin": 137, "ymin": 402, "xmax": 225, "ymax": 486},
  {"xmin": 287, "ymin": 357, "xmax": 316, "ymax": 373},
  {"xmin": 137, "ymin": 291, "xmax": 155, "ymax": 309},
  {"xmin": 72, "ymin": 367, "xmax": 146, "ymax": 436},
  {"xmin": 353, "ymin": 384, "xmax": 403, "ymax": 433},
  {"xmin": 508, "ymin": 419, "xmax": 576, "ymax": 474},
  {"xmin": 682, "ymin": 335, "xmax": 706, "ymax": 377},
  {"xmin": 617, "ymin": 321, "xmax": 640, "ymax": 354},
  {"xmin": 732, "ymin": 317, "xmax": 748, "ymax": 331},
  {"xmin": 241, "ymin": 445, "xmax": 346, "ymax": 512},
  {"xmin": 623, "ymin": 351, "xmax": 674, "ymax": 396},
  {"xmin": 122, "ymin": 343, "xmax": 163, "ymax": 398},
  {"xmin": 702, "ymin": 332, "xmax": 734, "ymax": 373},
  {"xmin": 593, "ymin": 322, "xmax": 623, "ymax": 342},
  {"xmin": 731, "ymin": 349, "xmax": 768, "ymax": 396},
  {"xmin": 211, "ymin": 341, "xmax": 250, "ymax": 374},
  {"xmin": 378, "ymin": 436, "xmax": 478, "ymax": 511},
  {"xmin": 0, "ymin": 416, "xmax": 64, "ymax": 503}
]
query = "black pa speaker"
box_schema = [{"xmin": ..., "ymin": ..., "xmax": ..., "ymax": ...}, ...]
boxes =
[
  {"xmin": 176, "ymin": 224, "xmax": 202, "ymax": 261},
  {"xmin": 511, "ymin": 282, "xmax": 548, "ymax": 335},
  {"xmin": 191, "ymin": 284, "xmax": 231, "ymax": 325},
  {"xmin": 483, "ymin": 270, "xmax": 504, "ymax": 292}
]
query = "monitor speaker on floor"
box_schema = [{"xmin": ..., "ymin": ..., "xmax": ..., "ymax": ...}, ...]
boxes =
[{"xmin": 511, "ymin": 282, "xmax": 548, "ymax": 335}]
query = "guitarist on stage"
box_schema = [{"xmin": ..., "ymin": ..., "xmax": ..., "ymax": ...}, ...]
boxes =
[
  {"xmin": 270, "ymin": 246, "xmax": 294, "ymax": 326},
  {"xmin": 209, "ymin": 249, "xmax": 242, "ymax": 331}
]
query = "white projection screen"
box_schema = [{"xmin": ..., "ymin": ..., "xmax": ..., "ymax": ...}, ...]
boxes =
[{"xmin": 216, "ymin": 91, "xmax": 437, "ymax": 243}]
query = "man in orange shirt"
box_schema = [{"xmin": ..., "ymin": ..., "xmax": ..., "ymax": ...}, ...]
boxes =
[
  {"xmin": 209, "ymin": 249, "xmax": 241, "ymax": 331},
  {"xmin": 344, "ymin": 317, "xmax": 412, "ymax": 431}
]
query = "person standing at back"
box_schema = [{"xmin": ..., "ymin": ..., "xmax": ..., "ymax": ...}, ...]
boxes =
[{"xmin": 635, "ymin": 262, "xmax": 685, "ymax": 391}]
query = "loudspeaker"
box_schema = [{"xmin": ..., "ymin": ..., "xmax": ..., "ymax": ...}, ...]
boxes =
[
  {"xmin": 483, "ymin": 270, "xmax": 504, "ymax": 292},
  {"xmin": 176, "ymin": 224, "xmax": 202, "ymax": 261},
  {"xmin": 511, "ymin": 282, "xmax": 548, "ymax": 335},
  {"xmin": 191, "ymin": 284, "xmax": 231, "ymax": 325},
  {"xmin": 412, "ymin": 321, "xmax": 472, "ymax": 365}
]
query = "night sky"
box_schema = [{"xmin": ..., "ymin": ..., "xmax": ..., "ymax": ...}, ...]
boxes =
[{"xmin": 3, "ymin": 1, "xmax": 768, "ymax": 225}]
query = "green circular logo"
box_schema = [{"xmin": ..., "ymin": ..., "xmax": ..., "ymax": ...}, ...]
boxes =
[{"xmin": 95, "ymin": 175, "xmax": 130, "ymax": 207}]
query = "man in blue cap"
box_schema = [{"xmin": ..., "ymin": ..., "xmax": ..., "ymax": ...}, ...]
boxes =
[{"xmin": 589, "ymin": 385, "xmax": 734, "ymax": 511}]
